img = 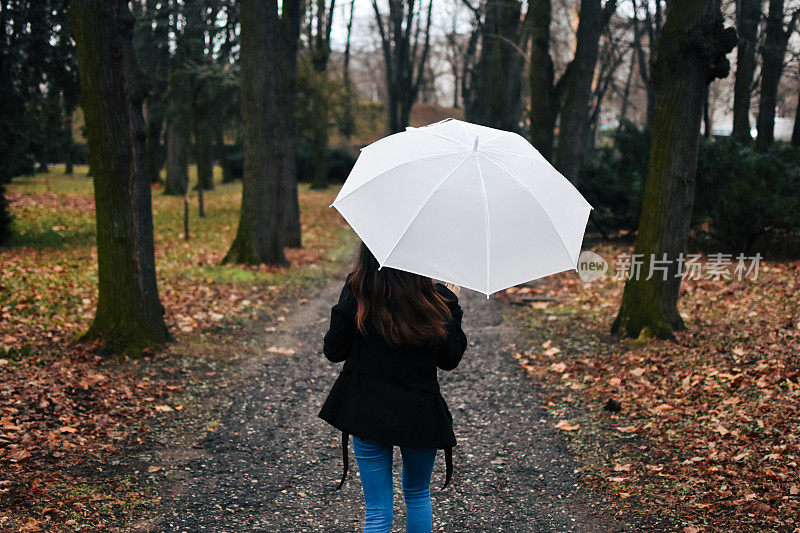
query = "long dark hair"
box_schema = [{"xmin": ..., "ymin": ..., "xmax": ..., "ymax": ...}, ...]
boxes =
[{"xmin": 349, "ymin": 241, "xmax": 452, "ymax": 347}]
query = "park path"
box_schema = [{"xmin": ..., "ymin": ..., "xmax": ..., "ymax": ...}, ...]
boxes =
[{"xmin": 155, "ymin": 268, "xmax": 634, "ymax": 532}]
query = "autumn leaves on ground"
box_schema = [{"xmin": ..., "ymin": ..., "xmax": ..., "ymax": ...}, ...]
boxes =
[
  {"xmin": 2, "ymin": 170, "xmax": 799, "ymax": 531},
  {"xmin": 499, "ymin": 246, "xmax": 800, "ymax": 531},
  {"xmin": 0, "ymin": 167, "xmax": 355, "ymax": 530}
]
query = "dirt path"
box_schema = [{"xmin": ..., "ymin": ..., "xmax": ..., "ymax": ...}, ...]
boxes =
[{"xmin": 153, "ymin": 269, "xmax": 638, "ymax": 532}]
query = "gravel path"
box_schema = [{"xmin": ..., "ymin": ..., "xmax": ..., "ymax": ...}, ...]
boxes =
[{"xmin": 156, "ymin": 271, "xmax": 633, "ymax": 532}]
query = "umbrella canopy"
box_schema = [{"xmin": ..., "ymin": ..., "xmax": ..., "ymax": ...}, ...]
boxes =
[{"xmin": 330, "ymin": 118, "xmax": 593, "ymax": 298}]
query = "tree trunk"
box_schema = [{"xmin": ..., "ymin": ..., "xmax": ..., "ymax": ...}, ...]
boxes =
[
  {"xmin": 224, "ymin": 0, "xmax": 299, "ymax": 264},
  {"xmin": 466, "ymin": 0, "xmax": 525, "ymax": 130},
  {"xmin": 373, "ymin": 0, "xmax": 434, "ymax": 134},
  {"xmin": 71, "ymin": 0, "xmax": 171, "ymax": 355},
  {"xmin": 64, "ymin": 109, "xmax": 74, "ymax": 174},
  {"xmin": 194, "ymin": 114, "xmax": 214, "ymax": 190},
  {"xmin": 611, "ymin": 0, "xmax": 736, "ymax": 339},
  {"xmin": 164, "ymin": 118, "xmax": 188, "ymax": 195},
  {"xmin": 756, "ymin": 0, "xmax": 793, "ymax": 149},
  {"xmin": 554, "ymin": 0, "xmax": 616, "ymax": 184},
  {"xmin": 145, "ymin": 110, "xmax": 163, "ymax": 183},
  {"xmin": 309, "ymin": 0, "xmax": 335, "ymax": 191},
  {"xmin": 529, "ymin": 0, "xmax": 556, "ymax": 160},
  {"xmin": 632, "ymin": 0, "xmax": 656, "ymax": 125},
  {"xmin": 217, "ymin": 129, "xmax": 235, "ymax": 183},
  {"xmin": 339, "ymin": 0, "xmax": 356, "ymax": 139},
  {"xmin": 280, "ymin": 0, "xmax": 303, "ymax": 249},
  {"xmin": 791, "ymin": 75, "xmax": 800, "ymax": 146},
  {"xmin": 731, "ymin": 0, "xmax": 760, "ymax": 143},
  {"xmin": 0, "ymin": 183, "xmax": 11, "ymax": 245},
  {"xmin": 310, "ymin": 95, "xmax": 329, "ymax": 190},
  {"xmin": 619, "ymin": 49, "xmax": 635, "ymax": 121}
]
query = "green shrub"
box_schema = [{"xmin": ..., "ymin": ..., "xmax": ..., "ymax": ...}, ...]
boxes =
[
  {"xmin": 696, "ymin": 138, "xmax": 800, "ymax": 252},
  {"xmin": 578, "ymin": 120, "xmax": 650, "ymax": 232},
  {"xmin": 295, "ymin": 138, "xmax": 355, "ymax": 184},
  {"xmin": 580, "ymin": 122, "xmax": 800, "ymax": 252},
  {"xmin": 325, "ymin": 146, "xmax": 357, "ymax": 183}
]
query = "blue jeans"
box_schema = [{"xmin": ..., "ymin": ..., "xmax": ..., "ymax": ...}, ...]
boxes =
[{"xmin": 352, "ymin": 435, "xmax": 437, "ymax": 533}]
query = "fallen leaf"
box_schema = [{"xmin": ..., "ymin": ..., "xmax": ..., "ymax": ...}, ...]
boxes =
[
  {"xmin": 555, "ymin": 420, "xmax": 580, "ymax": 431},
  {"xmin": 267, "ymin": 346, "xmax": 296, "ymax": 355}
]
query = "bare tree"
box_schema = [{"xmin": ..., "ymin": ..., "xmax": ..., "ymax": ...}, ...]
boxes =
[
  {"xmin": 462, "ymin": 0, "xmax": 530, "ymax": 130},
  {"xmin": 755, "ymin": 0, "xmax": 799, "ymax": 148},
  {"xmin": 631, "ymin": 0, "xmax": 662, "ymax": 126},
  {"xmin": 372, "ymin": 0, "xmax": 434, "ymax": 133},
  {"xmin": 308, "ymin": 0, "xmax": 336, "ymax": 190},
  {"xmin": 732, "ymin": 0, "xmax": 763, "ymax": 142},
  {"xmin": 555, "ymin": 0, "xmax": 618, "ymax": 183}
]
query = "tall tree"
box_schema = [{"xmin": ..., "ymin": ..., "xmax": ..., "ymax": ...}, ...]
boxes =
[
  {"xmin": 631, "ymin": 0, "xmax": 662, "ymax": 127},
  {"xmin": 51, "ymin": 1, "xmax": 80, "ymax": 175},
  {"xmin": 554, "ymin": 0, "xmax": 617, "ymax": 183},
  {"xmin": 529, "ymin": 0, "xmax": 557, "ymax": 160},
  {"xmin": 755, "ymin": 0, "xmax": 798, "ymax": 149},
  {"xmin": 463, "ymin": 0, "xmax": 528, "ymax": 130},
  {"xmin": 185, "ymin": 0, "xmax": 214, "ymax": 192},
  {"xmin": 0, "ymin": 0, "xmax": 79, "ymax": 184},
  {"xmin": 338, "ymin": 0, "xmax": 357, "ymax": 139},
  {"xmin": 372, "ymin": 0, "xmax": 434, "ymax": 134},
  {"xmin": 611, "ymin": 0, "xmax": 735, "ymax": 339},
  {"xmin": 308, "ymin": 0, "xmax": 336, "ymax": 190},
  {"xmin": 731, "ymin": 0, "xmax": 762, "ymax": 142},
  {"xmin": 134, "ymin": 0, "xmax": 171, "ymax": 183},
  {"xmin": 164, "ymin": 0, "xmax": 190, "ymax": 196},
  {"xmin": 71, "ymin": 0, "xmax": 171, "ymax": 354},
  {"xmin": 224, "ymin": 0, "xmax": 302, "ymax": 264},
  {"xmin": 792, "ymin": 63, "xmax": 800, "ymax": 145}
]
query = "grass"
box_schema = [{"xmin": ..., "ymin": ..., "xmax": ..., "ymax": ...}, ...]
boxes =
[{"xmin": 2, "ymin": 164, "xmax": 357, "ymax": 357}]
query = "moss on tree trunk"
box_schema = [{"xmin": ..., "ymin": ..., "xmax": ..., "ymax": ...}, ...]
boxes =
[
  {"xmin": 611, "ymin": 0, "xmax": 736, "ymax": 339},
  {"xmin": 71, "ymin": 0, "xmax": 171, "ymax": 356}
]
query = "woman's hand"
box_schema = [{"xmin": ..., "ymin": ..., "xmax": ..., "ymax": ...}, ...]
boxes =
[{"xmin": 444, "ymin": 282, "xmax": 461, "ymax": 298}]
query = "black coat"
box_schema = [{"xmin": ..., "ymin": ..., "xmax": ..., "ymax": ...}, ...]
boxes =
[{"xmin": 318, "ymin": 272, "xmax": 468, "ymax": 488}]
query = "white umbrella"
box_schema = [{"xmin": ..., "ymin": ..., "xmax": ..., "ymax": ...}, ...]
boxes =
[{"xmin": 330, "ymin": 118, "xmax": 593, "ymax": 298}]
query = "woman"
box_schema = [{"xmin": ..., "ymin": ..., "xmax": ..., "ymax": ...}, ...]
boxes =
[{"xmin": 318, "ymin": 241, "xmax": 468, "ymax": 533}]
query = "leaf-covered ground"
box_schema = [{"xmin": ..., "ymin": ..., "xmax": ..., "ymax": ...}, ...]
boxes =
[
  {"xmin": 0, "ymin": 166, "xmax": 355, "ymax": 531},
  {"xmin": 497, "ymin": 242, "xmax": 800, "ymax": 531}
]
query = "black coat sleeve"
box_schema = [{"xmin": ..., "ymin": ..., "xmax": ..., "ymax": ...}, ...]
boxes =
[
  {"xmin": 322, "ymin": 273, "xmax": 357, "ymax": 363},
  {"xmin": 434, "ymin": 284, "xmax": 468, "ymax": 371}
]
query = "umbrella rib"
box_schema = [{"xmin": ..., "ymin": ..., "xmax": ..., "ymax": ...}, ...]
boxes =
[
  {"xmin": 457, "ymin": 120, "xmax": 505, "ymax": 146},
  {"xmin": 380, "ymin": 152, "xmax": 474, "ymax": 267},
  {"xmin": 481, "ymin": 147, "xmax": 547, "ymax": 163},
  {"xmin": 331, "ymin": 151, "xmax": 465, "ymax": 207},
  {"xmin": 480, "ymin": 152, "xmax": 580, "ymax": 268},
  {"xmin": 411, "ymin": 127, "xmax": 467, "ymax": 146},
  {"xmin": 474, "ymin": 152, "xmax": 492, "ymax": 298}
]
